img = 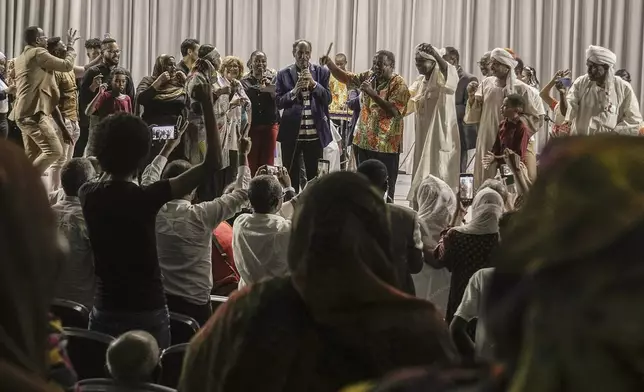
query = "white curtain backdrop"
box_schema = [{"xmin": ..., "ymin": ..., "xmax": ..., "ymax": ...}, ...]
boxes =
[{"xmin": 2, "ymin": 0, "xmax": 642, "ymax": 170}]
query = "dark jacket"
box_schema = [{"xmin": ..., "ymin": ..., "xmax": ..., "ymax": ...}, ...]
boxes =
[
  {"xmin": 455, "ymin": 71, "xmax": 478, "ymax": 128},
  {"xmin": 275, "ymin": 63, "xmax": 332, "ymax": 148},
  {"xmin": 387, "ymin": 204, "xmax": 424, "ymax": 295}
]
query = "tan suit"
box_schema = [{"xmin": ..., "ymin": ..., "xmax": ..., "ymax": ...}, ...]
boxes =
[{"xmin": 11, "ymin": 45, "xmax": 76, "ymax": 175}]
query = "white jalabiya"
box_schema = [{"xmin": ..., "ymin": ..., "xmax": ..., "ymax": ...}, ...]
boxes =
[
  {"xmin": 412, "ymin": 175, "xmax": 457, "ymax": 317},
  {"xmin": 465, "ymin": 77, "xmax": 545, "ymax": 188},
  {"xmin": 407, "ymin": 61, "xmax": 460, "ymax": 199},
  {"xmin": 566, "ymin": 45, "xmax": 642, "ymax": 136}
]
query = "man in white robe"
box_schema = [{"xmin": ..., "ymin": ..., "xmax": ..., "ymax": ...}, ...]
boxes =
[
  {"xmin": 464, "ymin": 48, "xmax": 545, "ymax": 188},
  {"xmin": 406, "ymin": 43, "xmax": 460, "ymax": 204},
  {"xmin": 565, "ymin": 45, "xmax": 642, "ymax": 136}
]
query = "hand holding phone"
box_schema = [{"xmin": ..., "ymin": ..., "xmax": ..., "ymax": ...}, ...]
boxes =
[
  {"xmin": 459, "ymin": 173, "xmax": 474, "ymax": 207},
  {"xmin": 317, "ymin": 159, "xmax": 330, "ymax": 177}
]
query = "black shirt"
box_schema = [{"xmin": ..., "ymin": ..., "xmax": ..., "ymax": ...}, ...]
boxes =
[
  {"xmin": 80, "ymin": 63, "xmax": 135, "ymax": 115},
  {"xmin": 177, "ymin": 60, "xmax": 190, "ymax": 76},
  {"xmin": 136, "ymin": 87, "xmax": 187, "ymax": 127},
  {"xmin": 79, "ymin": 179, "xmax": 173, "ymax": 312},
  {"xmin": 241, "ymin": 73, "xmax": 280, "ymax": 126}
]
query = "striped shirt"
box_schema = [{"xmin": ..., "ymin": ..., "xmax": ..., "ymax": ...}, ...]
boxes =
[{"xmin": 298, "ymin": 88, "xmax": 318, "ymax": 141}]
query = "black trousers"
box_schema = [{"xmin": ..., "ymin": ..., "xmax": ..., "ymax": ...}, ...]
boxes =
[
  {"xmin": 73, "ymin": 124, "xmax": 89, "ymax": 157},
  {"xmin": 354, "ymin": 145, "xmax": 399, "ymax": 200},
  {"xmin": 459, "ymin": 123, "xmax": 477, "ymax": 173},
  {"xmin": 281, "ymin": 139, "xmax": 322, "ymax": 192},
  {"xmin": 165, "ymin": 293, "xmax": 212, "ymax": 327}
]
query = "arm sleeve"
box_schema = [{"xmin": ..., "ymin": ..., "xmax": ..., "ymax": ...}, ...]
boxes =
[
  {"xmin": 464, "ymin": 82, "xmax": 483, "ymax": 125},
  {"xmin": 433, "ymin": 229, "xmax": 456, "ymax": 270},
  {"xmin": 136, "ymin": 85, "xmax": 159, "ymax": 106},
  {"xmin": 406, "ymin": 78, "xmax": 421, "ymax": 116},
  {"xmin": 389, "ymin": 77, "xmax": 412, "ymax": 118},
  {"xmin": 199, "ymin": 190, "xmax": 249, "ymax": 228},
  {"xmin": 565, "ymin": 77, "xmax": 582, "ymax": 123},
  {"xmin": 141, "ymin": 155, "xmax": 168, "ymax": 186},
  {"xmin": 614, "ymin": 84, "xmax": 643, "ymax": 135},
  {"xmin": 310, "ymin": 67, "xmax": 332, "ymax": 105},
  {"xmin": 407, "ymin": 217, "xmax": 424, "ymax": 274},
  {"xmin": 34, "ymin": 47, "xmax": 76, "ymax": 72},
  {"xmin": 454, "ymin": 272, "xmax": 482, "ymax": 321},
  {"xmin": 275, "ymin": 71, "xmax": 297, "ymax": 109},
  {"xmin": 141, "ymin": 179, "xmax": 174, "ymax": 211}
]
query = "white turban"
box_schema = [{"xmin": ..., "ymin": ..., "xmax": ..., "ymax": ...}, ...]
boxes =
[
  {"xmin": 586, "ymin": 45, "xmax": 617, "ymax": 67},
  {"xmin": 438, "ymin": 47, "xmax": 447, "ymax": 57},
  {"xmin": 491, "ymin": 47, "xmax": 518, "ymax": 93},
  {"xmin": 415, "ymin": 44, "xmax": 437, "ymax": 62}
]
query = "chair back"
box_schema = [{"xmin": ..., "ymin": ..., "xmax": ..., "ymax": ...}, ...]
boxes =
[
  {"xmin": 52, "ymin": 298, "xmax": 90, "ymax": 328},
  {"xmin": 77, "ymin": 378, "xmax": 177, "ymax": 392},
  {"xmin": 158, "ymin": 343, "xmax": 188, "ymax": 389},
  {"xmin": 169, "ymin": 312, "xmax": 199, "ymax": 345},
  {"xmin": 64, "ymin": 327, "xmax": 114, "ymax": 380},
  {"xmin": 209, "ymin": 295, "xmax": 228, "ymax": 313}
]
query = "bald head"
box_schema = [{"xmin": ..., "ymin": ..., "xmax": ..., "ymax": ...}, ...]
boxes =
[{"xmin": 106, "ymin": 331, "xmax": 160, "ymax": 383}]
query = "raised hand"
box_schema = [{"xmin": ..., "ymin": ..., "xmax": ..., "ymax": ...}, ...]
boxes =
[
  {"xmin": 276, "ymin": 166, "xmax": 292, "ymax": 188},
  {"xmin": 154, "ymin": 71, "xmax": 172, "ymax": 86},
  {"xmin": 66, "ymin": 28, "xmax": 80, "ymax": 47}
]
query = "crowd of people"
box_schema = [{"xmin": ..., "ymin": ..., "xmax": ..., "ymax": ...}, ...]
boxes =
[{"xmin": 1, "ymin": 22, "xmax": 644, "ymax": 392}]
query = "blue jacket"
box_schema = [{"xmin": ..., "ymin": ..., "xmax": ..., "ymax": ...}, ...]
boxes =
[{"xmin": 275, "ymin": 63, "xmax": 332, "ymax": 148}]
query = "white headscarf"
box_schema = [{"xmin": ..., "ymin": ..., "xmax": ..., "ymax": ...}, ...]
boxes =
[
  {"xmin": 586, "ymin": 45, "xmax": 617, "ymax": 67},
  {"xmin": 414, "ymin": 175, "xmax": 457, "ymax": 247},
  {"xmin": 490, "ymin": 47, "xmax": 518, "ymax": 94},
  {"xmin": 453, "ymin": 188, "xmax": 503, "ymax": 235},
  {"xmin": 415, "ymin": 44, "xmax": 437, "ymax": 63}
]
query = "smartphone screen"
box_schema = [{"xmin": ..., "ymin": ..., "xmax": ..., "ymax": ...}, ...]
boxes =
[
  {"xmin": 459, "ymin": 174, "xmax": 474, "ymax": 206},
  {"xmin": 558, "ymin": 77, "xmax": 572, "ymax": 88},
  {"xmin": 151, "ymin": 125, "xmax": 177, "ymax": 141},
  {"xmin": 317, "ymin": 159, "xmax": 330, "ymax": 177}
]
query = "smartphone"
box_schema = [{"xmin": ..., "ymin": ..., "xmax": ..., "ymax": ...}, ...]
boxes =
[
  {"xmin": 459, "ymin": 173, "xmax": 474, "ymax": 207},
  {"xmin": 151, "ymin": 125, "xmax": 177, "ymax": 141},
  {"xmin": 266, "ymin": 165, "xmax": 280, "ymax": 176},
  {"xmin": 317, "ymin": 159, "xmax": 330, "ymax": 177},
  {"xmin": 557, "ymin": 77, "xmax": 573, "ymax": 88}
]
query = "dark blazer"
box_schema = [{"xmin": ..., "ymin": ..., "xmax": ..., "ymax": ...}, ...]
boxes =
[
  {"xmin": 275, "ymin": 63, "xmax": 332, "ymax": 148},
  {"xmin": 388, "ymin": 204, "xmax": 424, "ymax": 295},
  {"xmin": 455, "ymin": 70, "xmax": 478, "ymax": 126}
]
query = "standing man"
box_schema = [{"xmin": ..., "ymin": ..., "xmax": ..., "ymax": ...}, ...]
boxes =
[
  {"xmin": 275, "ymin": 39, "xmax": 332, "ymax": 192},
  {"xmin": 178, "ymin": 38, "xmax": 200, "ymax": 75},
  {"xmin": 477, "ymin": 52, "xmax": 492, "ymax": 78},
  {"xmin": 443, "ymin": 46, "xmax": 478, "ymax": 173},
  {"xmin": 464, "ymin": 48, "xmax": 544, "ymax": 188},
  {"xmin": 74, "ymin": 37, "xmax": 103, "ymax": 157},
  {"xmin": 80, "ymin": 37, "xmax": 135, "ymax": 157},
  {"xmin": 329, "ymin": 53, "xmax": 349, "ymax": 114},
  {"xmin": 10, "ymin": 26, "xmax": 78, "ymax": 175},
  {"xmin": 321, "ymin": 50, "xmax": 410, "ymax": 200},
  {"xmin": 565, "ymin": 45, "xmax": 642, "ymax": 136}
]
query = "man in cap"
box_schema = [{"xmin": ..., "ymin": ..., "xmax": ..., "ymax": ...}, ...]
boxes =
[
  {"xmin": 564, "ymin": 45, "xmax": 642, "ymax": 136},
  {"xmin": 464, "ymin": 48, "xmax": 544, "ymax": 188}
]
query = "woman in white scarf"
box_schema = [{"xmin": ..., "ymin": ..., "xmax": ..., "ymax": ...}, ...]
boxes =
[
  {"xmin": 412, "ymin": 175, "xmax": 457, "ymax": 317},
  {"xmin": 406, "ymin": 44, "xmax": 460, "ymax": 202}
]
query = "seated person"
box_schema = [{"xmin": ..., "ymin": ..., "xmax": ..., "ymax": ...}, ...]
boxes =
[
  {"xmin": 86, "ymin": 67, "xmax": 133, "ymax": 118},
  {"xmin": 482, "ymin": 94, "xmax": 531, "ymax": 170},
  {"xmin": 52, "ymin": 158, "xmax": 96, "ymax": 309},
  {"xmin": 106, "ymin": 330, "xmax": 160, "ymax": 385},
  {"xmin": 154, "ymin": 137, "xmax": 251, "ymax": 326},
  {"xmin": 232, "ymin": 170, "xmax": 293, "ymax": 288},
  {"xmin": 357, "ymin": 159, "xmax": 423, "ymax": 295},
  {"xmin": 79, "ymin": 84, "xmax": 222, "ymax": 349},
  {"xmin": 212, "ymin": 222, "xmax": 240, "ymax": 296}
]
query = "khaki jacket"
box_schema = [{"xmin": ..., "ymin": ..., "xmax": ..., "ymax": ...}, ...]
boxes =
[{"xmin": 10, "ymin": 45, "xmax": 76, "ymax": 121}]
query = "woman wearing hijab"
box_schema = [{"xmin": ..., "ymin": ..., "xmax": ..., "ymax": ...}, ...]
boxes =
[
  {"xmin": 179, "ymin": 172, "xmax": 458, "ymax": 392},
  {"xmin": 136, "ymin": 54, "xmax": 188, "ymax": 165},
  {"xmin": 478, "ymin": 135, "xmax": 644, "ymax": 391},
  {"xmin": 412, "ymin": 175, "xmax": 457, "ymax": 317},
  {"xmin": 430, "ymin": 188, "xmax": 502, "ymax": 323},
  {"xmin": 0, "ymin": 140, "xmax": 72, "ymax": 391}
]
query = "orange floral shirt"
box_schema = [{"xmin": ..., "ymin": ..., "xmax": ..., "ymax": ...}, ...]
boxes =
[
  {"xmin": 349, "ymin": 72, "xmax": 410, "ymax": 153},
  {"xmin": 329, "ymin": 75, "xmax": 349, "ymax": 113}
]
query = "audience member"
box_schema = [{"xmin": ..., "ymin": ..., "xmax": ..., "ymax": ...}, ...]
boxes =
[
  {"xmin": 80, "ymin": 37, "xmax": 135, "ymax": 156},
  {"xmin": 80, "ymin": 83, "xmax": 222, "ymax": 348},
  {"xmin": 232, "ymin": 170, "xmax": 292, "ymax": 288},
  {"xmin": 322, "ymin": 49, "xmax": 409, "ymax": 200},
  {"xmin": 10, "ymin": 26, "xmax": 78, "ymax": 175},
  {"xmin": 443, "ymin": 46, "xmax": 478, "ymax": 173},
  {"xmin": 357, "ymin": 159, "xmax": 423, "ymax": 295},
  {"xmin": 429, "ymin": 188, "xmax": 503, "ymax": 323},
  {"xmin": 276, "ymin": 39, "xmax": 332, "ymax": 192},
  {"xmin": 52, "ymin": 158, "xmax": 96, "ymax": 309},
  {"xmin": 0, "ymin": 140, "xmax": 75, "ymax": 391},
  {"xmin": 0, "ymin": 51, "xmax": 8, "ymax": 138},
  {"xmin": 211, "ymin": 221, "xmax": 240, "ymax": 295},
  {"xmin": 86, "ymin": 67, "xmax": 133, "ymax": 118},
  {"xmin": 477, "ymin": 52, "xmax": 491, "ymax": 77},
  {"xmin": 615, "ymin": 68, "xmax": 631, "ymax": 83},
  {"xmin": 482, "ymin": 94, "xmax": 531, "ymax": 170},
  {"xmin": 241, "ymin": 50, "xmax": 280, "ymax": 174},
  {"xmin": 539, "ymin": 69, "xmax": 572, "ymax": 137},
  {"xmin": 411, "ymin": 175, "xmax": 457, "ymax": 318},
  {"xmin": 106, "ymin": 331, "xmax": 160, "ymax": 385},
  {"xmin": 155, "ymin": 136, "xmax": 251, "ymax": 325},
  {"xmin": 180, "ymin": 172, "xmax": 458, "ymax": 392},
  {"xmin": 178, "ymin": 38, "xmax": 200, "ymax": 75}
]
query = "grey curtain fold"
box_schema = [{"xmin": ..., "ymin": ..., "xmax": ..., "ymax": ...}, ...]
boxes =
[{"xmin": 2, "ymin": 0, "xmax": 643, "ymax": 169}]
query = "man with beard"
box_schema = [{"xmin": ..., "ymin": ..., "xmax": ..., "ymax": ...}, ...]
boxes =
[
  {"xmin": 464, "ymin": 48, "xmax": 544, "ymax": 188},
  {"xmin": 477, "ymin": 51, "xmax": 492, "ymax": 78},
  {"xmin": 80, "ymin": 37, "xmax": 135, "ymax": 156},
  {"xmin": 74, "ymin": 37, "xmax": 103, "ymax": 157},
  {"xmin": 443, "ymin": 46, "xmax": 478, "ymax": 173},
  {"xmin": 564, "ymin": 45, "xmax": 642, "ymax": 136}
]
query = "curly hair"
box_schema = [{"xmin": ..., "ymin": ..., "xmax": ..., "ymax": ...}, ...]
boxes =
[
  {"xmin": 219, "ymin": 56, "xmax": 244, "ymax": 79},
  {"xmin": 94, "ymin": 113, "xmax": 151, "ymax": 177}
]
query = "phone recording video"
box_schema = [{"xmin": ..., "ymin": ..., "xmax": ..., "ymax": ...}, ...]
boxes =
[
  {"xmin": 317, "ymin": 159, "xmax": 330, "ymax": 177},
  {"xmin": 266, "ymin": 165, "xmax": 280, "ymax": 176},
  {"xmin": 459, "ymin": 173, "xmax": 474, "ymax": 207},
  {"xmin": 151, "ymin": 125, "xmax": 177, "ymax": 141}
]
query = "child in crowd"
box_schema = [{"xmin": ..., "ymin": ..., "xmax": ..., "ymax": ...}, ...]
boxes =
[
  {"xmin": 482, "ymin": 94, "xmax": 531, "ymax": 170},
  {"xmin": 86, "ymin": 67, "xmax": 133, "ymax": 118}
]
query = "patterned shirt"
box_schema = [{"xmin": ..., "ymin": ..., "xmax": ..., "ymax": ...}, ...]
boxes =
[
  {"xmin": 55, "ymin": 70, "xmax": 79, "ymax": 121},
  {"xmin": 329, "ymin": 75, "xmax": 348, "ymax": 113},
  {"xmin": 298, "ymin": 88, "xmax": 317, "ymax": 141},
  {"xmin": 48, "ymin": 315, "xmax": 78, "ymax": 391},
  {"xmin": 349, "ymin": 72, "xmax": 410, "ymax": 153}
]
